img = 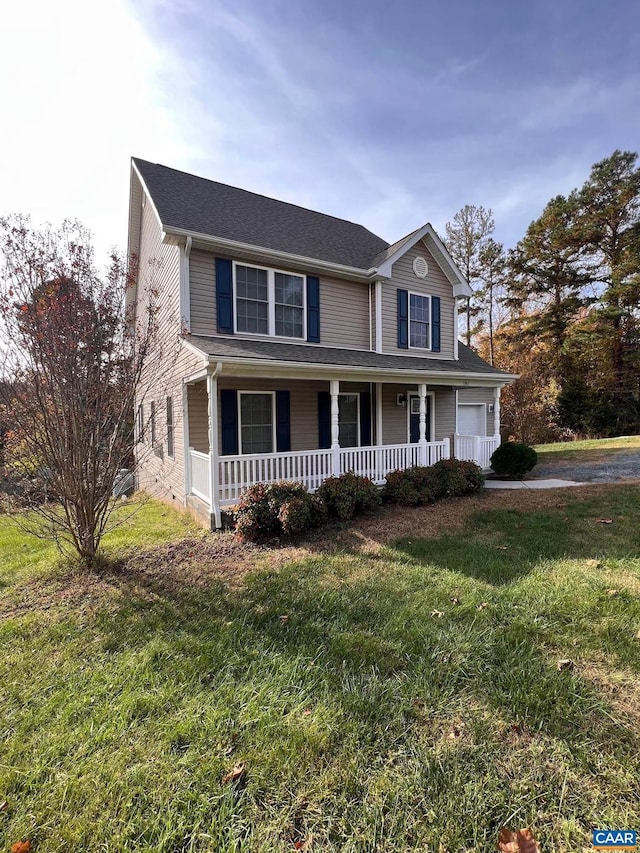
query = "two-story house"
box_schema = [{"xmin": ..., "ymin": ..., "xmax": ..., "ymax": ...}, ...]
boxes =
[{"xmin": 127, "ymin": 158, "xmax": 515, "ymax": 529}]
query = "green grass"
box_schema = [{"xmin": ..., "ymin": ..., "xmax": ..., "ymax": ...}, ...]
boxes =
[
  {"xmin": 1, "ymin": 489, "xmax": 640, "ymax": 851},
  {"xmin": 535, "ymin": 434, "xmax": 640, "ymax": 458}
]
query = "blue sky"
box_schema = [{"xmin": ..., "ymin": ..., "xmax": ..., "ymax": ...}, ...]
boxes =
[{"xmin": 2, "ymin": 0, "xmax": 639, "ymax": 260}]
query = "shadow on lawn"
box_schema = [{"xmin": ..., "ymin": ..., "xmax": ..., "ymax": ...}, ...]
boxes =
[{"xmin": 93, "ymin": 526, "xmax": 640, "ymax": 764}]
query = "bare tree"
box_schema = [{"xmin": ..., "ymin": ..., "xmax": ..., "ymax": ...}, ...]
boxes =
[
  {"xmin": 444, "ymin": 205, "xmax": 494, "ymax": 346},
  {"xmin": 0, "ymin": 216, "xmax": 161, "ymax": 566}
]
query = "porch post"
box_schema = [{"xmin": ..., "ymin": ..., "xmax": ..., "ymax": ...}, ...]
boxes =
[
  {"xmin": 418, "ymin": 382, "xmax": 427, "ymax": 466},
  {"xmin": 375, "ymin": 382, "xmax": 383, "ymax": 445},
  {"xmin": 493, "ymin": 386, "xmax": 501, "ymax": 439},
  {"xmin": 330, "ymin": 379, "xmax": 340, "ymax": 476},
  {"xmin": 207, "ymin": 372, "xmax": 222, "ymax": 530}
]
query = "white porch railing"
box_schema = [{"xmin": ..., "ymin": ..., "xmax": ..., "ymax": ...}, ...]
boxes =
[
  {"xmin": 453, "ymin": 434, "xmax": 500, "ymax": 469},
  {"xmin": 189, "ymin": 449, "xmax": 211, "ymax": 502},
  {"xmin": 219, "ymin": 448, "xmax": 333, "ymax": 504},
  {"xmin": 339, "ymin": 440, "xmax": 449, "ymax": 483},
  {"xmin": 189, "ymin": 436, "xmax": 499, "ymax": 507}
]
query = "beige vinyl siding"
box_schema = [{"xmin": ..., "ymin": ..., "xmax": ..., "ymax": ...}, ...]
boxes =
[
  {"xmin": 187, "ymin": 382, "xmax": 210, "ymax": 453},
  {"xmin": 188, "ymin": 249, "xmax": 370, "ymax": 349},
  {"xmin": 190, "ymin": 249, "xmax": 216, "ymax": 336},
  {"xmin": 458, "ymin": 388, "xmax": 495, "ymax": 435},
  {"xmin": 135, "ymin": 195, "xmax": 206, "ymax": 505},
  {"xmin": 320, "ymin": 277, "xmax": 370, "ymax": 349},
  {"xmin": 382, "ymin": 241, "xmax": 455, "ymax": 359},
  {"xmin": 380, "ymin": 384, "xmax": 456, "ymax": 445}
]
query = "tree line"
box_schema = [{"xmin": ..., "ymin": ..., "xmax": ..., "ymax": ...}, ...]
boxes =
[{"xmin": 444, "ymin": 150, "xmax": 640, "ymax": 443}]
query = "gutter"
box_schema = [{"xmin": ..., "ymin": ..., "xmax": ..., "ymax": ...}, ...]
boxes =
[
  {"xmin": 204, "ymin": 352, "xmax": 517, "ymax": 385},
  {"xmin": 162, "ymin": 226, "xmax": 380, "ymax": 281}
]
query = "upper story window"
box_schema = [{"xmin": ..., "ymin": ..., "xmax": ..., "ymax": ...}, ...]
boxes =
[
  {"xmin": 234, "ymin": 262, "xmax": 305, "ymax": 339},
  {"xmin": 409, "ymin": 292, "xmax": 431, "ymax": 349}
]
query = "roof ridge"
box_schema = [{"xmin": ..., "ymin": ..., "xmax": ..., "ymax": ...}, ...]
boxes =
[{"xmin": 132, "ymin": 157, "xmax": 389, "ymax": 248}]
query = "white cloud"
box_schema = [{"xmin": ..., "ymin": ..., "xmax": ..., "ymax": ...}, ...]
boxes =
[{"xmin": 0, "ymin": 0, "xmax": 190, "ymax": 259}]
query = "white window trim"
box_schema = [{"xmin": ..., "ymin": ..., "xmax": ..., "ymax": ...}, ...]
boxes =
[
  {"xmin": 166, "ymin": 396, "xmax": 174, "ymax": 459},
  {"xmin": 237, "ymin": 390, "xmax": 277, "ymax": 455},
  {"xmin": 406, "ymin": 391, "xmax": 435, "ymax": 443},
  {"xmin": 338, "ymin": 392, "xmax": 361, "ymax": 448},
  {"xmin": 408, "ymin": 291, "xmax": 432, "ymax": 352},
  {"xmin": 233, "ymin": 261, "xmax": 307, "ymax": 341}
]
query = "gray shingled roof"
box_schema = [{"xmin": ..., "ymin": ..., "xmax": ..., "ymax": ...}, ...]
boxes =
[
  {"xmin": 134, "ymin": 159, "xmax": 389, "ymax": 269},
  {"xmin": 187, "ymin": 335, "xmax": 510, "ymax": 378}
]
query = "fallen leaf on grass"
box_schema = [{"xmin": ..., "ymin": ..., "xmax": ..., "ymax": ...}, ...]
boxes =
[
  {"xmin": 449, "ymin": 596, "xmax": 461, "ymax": 605},
  {"xmin": 11, "ymin": 843, "xmax": 32, "ymax": 853},
  {"xmin": 294, "ymin": 836, "xmax": 313, "ymax": 850},
  {"xmin": 222, "ymin": 762, "xmax": 246, "ymax": 784},
  {"xmin": 477, "ymin": 602, "xmax": 489, "ymax": 610},
  {"xmin": 585, "ymin": 559, "xmax": 602, "ymax": 568},
  {"xmin": 636, "ymin": 629, "xmax": 640, "ymax": 640},
  {"xmin": 280, "ymin": 614, "xmax": 289, "ymax": 625},
  {"xmin": 302, "ymin": 708, "xmax": 312, "ymax": 716},
  {"xmin": 557, "ymin": 658, "xmax": 575, "ymax": 671},
  {"xmin": 430, "ymin": 609, "xmax": 444, "ymax": 618},
  {"xmin": 497, "ymin": 827, "xmax": 540, "ymax": 852},
  {"xmin": 0, "ymin": 800, "xmax": 8, "ymax": 813},
  {"xmin": 606, "ymin": 589, "xmax": 619, "ymax": 596},
  {"xmin": 497, "ymin": 546, "xmax": 509, "ymax": 550},
  {"xmin": 595, "ymin": 518, "xmax": 613, "ymax": 524}
]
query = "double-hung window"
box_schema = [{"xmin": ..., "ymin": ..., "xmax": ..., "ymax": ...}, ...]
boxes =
[
  {"xmin": 239, "ymin": 392, "xmax": 275, "ymax": 454},
  {"xmin": 409, "ymin": 293, "xmax": 431, "ymax": 349},
  {"xmin": 236, "ymin": 265, "xmax": 269, "ymax": 334},
  {"xmin": 234, "ymin": 263, "xmax": 305, "ymax": 339}
]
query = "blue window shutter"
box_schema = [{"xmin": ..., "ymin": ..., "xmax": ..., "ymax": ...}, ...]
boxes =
[
  {"xmin": 359, "ymin": 391, "xmax": 372, "ymax": 447},
  {"xmin": 431, "ymin": 296, "xmax": 441, "ymax": 352},
  {"xmin": 275, "ymin": 390, "xmax": 291, "ymax": 452},
  {"xmin": 306, "ymin": 276, "xmax": 320, "ymax": 342},
  {"xmin": 216, "ymin": 258, "xmax": 233, "ymax": 333},
  {"xmin": 397, "ymin": 289, "xmax": 408, "ymax": 349},
  {"xmin": 318, "ymin": 392, "xmax": 330, "ymax": 449},
  {"xmin": 220, "ymin": 389, "xmax": 238, "ymax": 455}
]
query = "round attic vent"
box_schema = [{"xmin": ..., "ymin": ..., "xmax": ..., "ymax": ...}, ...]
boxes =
[{"xmin": 413, "ymin": 256, "xmax": 428, "ymax": 278}]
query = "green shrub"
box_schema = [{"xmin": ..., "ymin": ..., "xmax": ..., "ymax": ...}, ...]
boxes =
[
  {"xmin": 316, "ymin": 471, "xmax": 381, "ymax": 520},
  {"xmin": 384, "ymin": 459, "xmax": 484, "ymax": 505},
  {"xmin": 490, "ymin": 442, "xmax": 538, "ymax": 478},
  {"xmin": 383, "ymin": 466, "xmax": 441, "ymax": 505},
  {"xmin": 432, "ymin": 458, "xmax": 484, "ymax": 497},
  {"xmin": 235, "ymin": 481, "xmax": 324, "ymax": 540}
]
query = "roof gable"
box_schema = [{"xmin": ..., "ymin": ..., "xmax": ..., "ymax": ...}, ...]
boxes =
[{"xmin": 372, "ymin": 223, "xmax": 473, "ymax": 297}]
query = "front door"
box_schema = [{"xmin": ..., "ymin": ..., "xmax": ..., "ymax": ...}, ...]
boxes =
[{"xmin": 409, "ymin": 394, "xmax": 431, "ymax": 443}]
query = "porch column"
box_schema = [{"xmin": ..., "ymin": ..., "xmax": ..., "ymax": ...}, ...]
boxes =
[
  {"xmin": 418, "ymin": 382, "xmax": 427, "ymax": 466},
  {"xmin": 207, "ymin": 372, "xmax": 222, "ymax": 530},
  {"xmin": 375, "ymin": 382, "xmax": 383, "ymax": 445},
  {"xmin": 493, "ymin": 386, "xmax": 501, "ymax": 438},
  {"xmin": 330, "ymin": 379, "xmax": 340, "ymax": 476}
]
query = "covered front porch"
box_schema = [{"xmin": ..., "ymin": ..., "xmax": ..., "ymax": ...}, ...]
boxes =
[{"xmin": 183, "ymin": 370, "xmax": 501, "ymax": 526}]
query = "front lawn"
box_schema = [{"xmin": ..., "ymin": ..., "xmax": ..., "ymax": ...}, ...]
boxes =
[
  {"xmin": 535, "ymin": 434, "xmax": 640, "ymax": 458},
  {"xmin": 1, "ymin": 487, "xmax": 639, "ymax": 852}
]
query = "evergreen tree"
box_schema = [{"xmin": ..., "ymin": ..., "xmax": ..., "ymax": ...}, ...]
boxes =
[{"xmin": 444, "ymin": 205, "xmax": 494, "ymax": 346}]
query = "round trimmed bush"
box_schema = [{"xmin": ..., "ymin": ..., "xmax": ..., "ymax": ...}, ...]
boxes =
[
  {"xmin": 235, "ymin": 481, "xmax": 324, "ymax": 540},
  {"xmin": 316, "ymin": 471, "xmax": 381, "ymax": 520},
  {"xmin": 490, "ymin": 442, "xmax": 538, "ymax": 479}
]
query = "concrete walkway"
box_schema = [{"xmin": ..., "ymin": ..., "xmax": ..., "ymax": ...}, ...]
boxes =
[{"xmin": 484, "ymin": 478, "xmax": 585, "ymax": 490}]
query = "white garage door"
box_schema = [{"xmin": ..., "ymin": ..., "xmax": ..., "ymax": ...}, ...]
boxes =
[{"xmin": 458, "ymin": 404, "xmax": 485, "ymax": 436}]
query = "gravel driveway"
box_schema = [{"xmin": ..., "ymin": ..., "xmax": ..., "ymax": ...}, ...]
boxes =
[{"xmin": 532, "ymin": 448, "xmax": 640, "ymax": 483}]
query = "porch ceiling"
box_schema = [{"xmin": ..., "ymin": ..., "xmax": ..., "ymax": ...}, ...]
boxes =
[{"xmin": 184, "ymin": 335, "xmax": 516, "ymax": 387}]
